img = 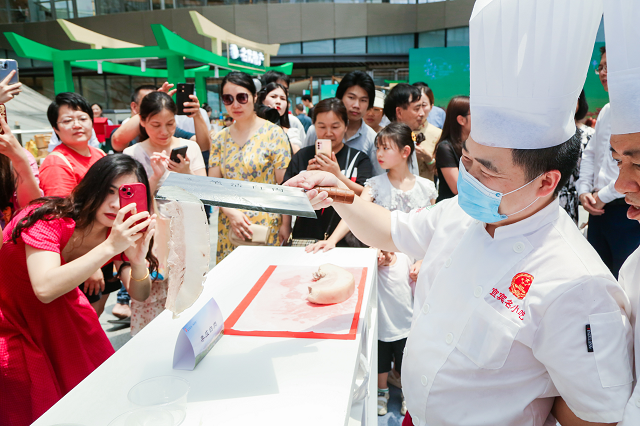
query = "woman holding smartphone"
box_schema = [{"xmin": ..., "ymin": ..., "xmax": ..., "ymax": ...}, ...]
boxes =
[
  {"xmin": 123, "ymin": 91, "xmax": 206, "ymax": 194},
  {"xmin": 208, "ymin": 72, "xmax": 291, "ymax": 263},
  {"xmin": 280, "ymin": 98, "xmax": 373, "ymax": 247},
  {"xmin": 0, "ymin": 154, "xmax": 157, "ymax": 426}
]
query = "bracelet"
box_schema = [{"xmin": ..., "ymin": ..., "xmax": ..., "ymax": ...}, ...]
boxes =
[
  {"xmin": 131, "ymin": 268, "xmax": 150, "ymax": 281},
  {"xmin": 427, "ymin": 159, "xmax": 436, "ymax": 165}
]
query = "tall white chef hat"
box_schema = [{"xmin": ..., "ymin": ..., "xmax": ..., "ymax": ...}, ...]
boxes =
[
  {"xmin": 469, "ymin": 0, "xmax": 603, "ymax": 149},
  {"xmin": 604, "ymin": 0, "xmax": 640, "ymax": 135}
]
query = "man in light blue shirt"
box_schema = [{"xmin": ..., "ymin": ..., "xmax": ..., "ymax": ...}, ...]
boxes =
[
  {"xmin": 304, "ymin": 71, "xmax": 382, "ymax": 175},
  {"xmin": 427, "ymin": 105, "xmax": 446, "ymax": 129}
]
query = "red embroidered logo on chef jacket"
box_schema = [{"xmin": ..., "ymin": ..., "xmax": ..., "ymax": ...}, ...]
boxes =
[
  {"xmin": 509, "ymin": 272, "xmax": 533, "ymax": 300},
  {"xmin": 489, "ymin": 288, "xmax": 526, "ymax": 321}
]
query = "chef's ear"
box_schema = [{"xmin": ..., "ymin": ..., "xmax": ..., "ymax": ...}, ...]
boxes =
[{"xmin": 537, "ymin": 170, "xmax": 561, "ymax": 198}]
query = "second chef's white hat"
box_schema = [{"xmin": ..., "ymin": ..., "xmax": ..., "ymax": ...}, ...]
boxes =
[
  {"xmin": 469, "ymin": 0, "xmax": 603, "ymax": 149},
  {"xmin": 604, "ymin": 0, "xmax": 640, "ymax": 135}
]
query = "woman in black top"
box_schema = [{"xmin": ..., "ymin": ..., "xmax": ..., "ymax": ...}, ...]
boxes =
[
  {"xmin": 281, "ymin": 98, "xmax": 373, "ymax": 248},
  {"xmin": 434, "ymin": 95, "xmax": 470, "ymax": 203}
]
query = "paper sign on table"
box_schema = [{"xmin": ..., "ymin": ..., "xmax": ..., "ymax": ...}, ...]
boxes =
[{"xmin": 173, "ymin": 298, "xmax": 223, "ymax": 370}]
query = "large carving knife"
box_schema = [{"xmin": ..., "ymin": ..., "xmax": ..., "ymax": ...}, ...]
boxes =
[{"xmin": 158, "ymin": 173, "xmax": 342, "ymax": 219}]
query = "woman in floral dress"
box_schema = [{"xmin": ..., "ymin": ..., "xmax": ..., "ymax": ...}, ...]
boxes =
[{"xmin": 208, "ymin": 72, "xmax": 291, "ymax": 263}]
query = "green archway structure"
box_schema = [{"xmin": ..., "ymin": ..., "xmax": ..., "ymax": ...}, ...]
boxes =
[{"xmin": 4, "ymin": 23, "xmax": 292, "ymax": 104}]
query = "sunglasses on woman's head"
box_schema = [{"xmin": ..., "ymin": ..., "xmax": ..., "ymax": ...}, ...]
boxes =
[{"xmin": 222, "ymin": 93, "xmax": 249, "ymax": 106}]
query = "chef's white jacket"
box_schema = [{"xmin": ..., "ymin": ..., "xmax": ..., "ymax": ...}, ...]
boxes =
[
  {"xmin": 618, "ymin": 247, "xmax": 640, "ymax": 425},
  {"xmin": 576, "ymin": 104, "xmax": 625, "ymax": 203},
  {"xmin": 391, "ymin": 197, "xmax": 633, "ymax": 425}
]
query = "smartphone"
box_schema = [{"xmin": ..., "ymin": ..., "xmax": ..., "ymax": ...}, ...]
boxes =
[
  {"xmin": 0, "ymin": 60, "xmax": 18, "ymax": 86},
  {"xmin": 170, "ymin": 145, "xmax": 188, "ymax": 163},
  {"xmin": 316, "ymin": 139, "xmax": 332, "ymax": 157},
  {"xmin": 119, "ymin": 183, "xmax": 149, "ymax": 233},
  {"xmin": 176, "ymin": 83, "xmax": 195, "ymax": 116}
]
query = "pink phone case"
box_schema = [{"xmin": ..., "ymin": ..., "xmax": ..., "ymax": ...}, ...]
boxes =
[
  {"xmin": 119, "ymin": 183, "xmax": 149, "ymax": 233},
  {"xmin": 316, "ymin": 139, "xmax": 332, "ymax": 157}
]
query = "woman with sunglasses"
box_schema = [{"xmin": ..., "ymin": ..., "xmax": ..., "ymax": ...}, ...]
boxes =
[{"xmin": 209, "ymin": 72, "xmax": 291, "ymax": 263}]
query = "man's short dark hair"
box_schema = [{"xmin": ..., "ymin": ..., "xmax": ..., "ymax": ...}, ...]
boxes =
[
  {"xmin": 335, "ymin": 71, "xmax": 375, "ymax": 110},
  {"xmin": 511, "ymin": 133, "xmax": 581, "ymax": 197},
  {"xmin": 600, "ymin": 45, "xmax": 606, "ymax": 58},
  {"xmin": 47, "ymin": 92, "xmax": 93, "ymax": 130},
  {"xmin": 262, "ymin": 71, "xmax": 290, "ymax": 88},
  {"xmin": 301, "ymin": 94, "xmax": 312, "ymax": 102},
  {"xmin": 575, "ymin": 89, "xmax": 589, "ymax": 121},
  {"xmin": 295, "ymin": 103, "xmax": 305, "ymax": 112},
  {"xmin": 131, "ymin": 84, "xmax": 157, "ymax": 104},
  {"xmin": 383, "ymin": 83, "xmax": 422, "ymax": 122}
]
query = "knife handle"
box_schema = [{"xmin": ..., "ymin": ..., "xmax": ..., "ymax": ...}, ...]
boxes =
[{"xmin": 316, "ymin": 187, "xmax": 355, "ymax": 204}]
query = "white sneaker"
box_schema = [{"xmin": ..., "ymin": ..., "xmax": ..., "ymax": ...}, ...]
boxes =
[
  {"xmin": 378, "ymin": 390, "xmax": 389, "ymax": 416},
  {"xmin": 401, "ymin": 391, "xmax": 407, "ymax": 416}
]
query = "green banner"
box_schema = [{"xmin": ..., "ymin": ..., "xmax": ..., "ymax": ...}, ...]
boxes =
[
  {"xmin": 321, "ymin": 84, "xmax": 339, "ymax": 100},
  {"xmin": 409, "ymin": 43, "xmax": 608, "ymax": 114}
]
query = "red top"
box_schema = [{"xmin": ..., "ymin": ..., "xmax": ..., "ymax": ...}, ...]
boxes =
[
  {"xmin": 0, "ymin": 208, "xmax": 114, "ymax": 425},
  {"xmin": 39, "ymin": 144, "xmax": 105, "ymax": 197}
]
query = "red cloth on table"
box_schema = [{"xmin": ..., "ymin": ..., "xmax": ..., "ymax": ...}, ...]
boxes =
[
  {"xmin": 39, "ymin": 144, "xmax": 105, "ymax": 197},
  {"xmin": 0, "ymin": 208, "xmax": 114, "ymax": 426}
]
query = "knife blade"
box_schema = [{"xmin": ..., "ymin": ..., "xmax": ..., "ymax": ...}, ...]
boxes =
[{"xmin": 157, "ymin": 173, "xmax": 317, "ymax": 219}]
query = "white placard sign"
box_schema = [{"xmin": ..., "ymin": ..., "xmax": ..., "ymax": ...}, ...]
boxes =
[{"xmin": 173, "ymin": 298, "xmax": 224, "ymax": 371}]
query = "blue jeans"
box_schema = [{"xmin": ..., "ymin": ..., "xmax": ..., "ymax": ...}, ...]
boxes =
[{"xmin": 116, "ymin": 284, "xmax": 130, "ymax": 305}]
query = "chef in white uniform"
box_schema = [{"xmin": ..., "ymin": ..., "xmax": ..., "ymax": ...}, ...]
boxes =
[
  {"xmin": 285, "ymin": 0, "xmax": 634, "ymax": 425},
  {"xmin": 605, "ymin": 0, "xmax": 640, "ymax": 424}
]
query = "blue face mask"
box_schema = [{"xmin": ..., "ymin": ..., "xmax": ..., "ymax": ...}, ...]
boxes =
[{"xmin": 457, "ymin": 160, "xmax": 541, "ymax": 224}]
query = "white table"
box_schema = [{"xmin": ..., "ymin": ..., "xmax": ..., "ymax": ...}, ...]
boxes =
[{"xmin": 33, "ymin": 247, "xmax": 378, "ymax": 426}]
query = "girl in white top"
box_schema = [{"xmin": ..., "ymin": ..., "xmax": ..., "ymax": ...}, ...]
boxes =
[
  {"xmin": 123, "ymin": 91, "xmax": 206, "ymax": 194},
  {"xmin": 361, "ymin": 122, "xmax": 437, "ymax": 416}
]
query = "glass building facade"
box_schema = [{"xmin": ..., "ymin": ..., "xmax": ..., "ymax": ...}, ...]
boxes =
[{"xmin": 1, "ymin": 0, "xmax": 446, "ymax": 23}]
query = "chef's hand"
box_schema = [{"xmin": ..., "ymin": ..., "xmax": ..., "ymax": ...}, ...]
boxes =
[
  {"xmin": 309, "ymin": 153, "xmax": 341, "ymax": 176},
  {"xmin": 410, "ymin": 259, "xmax": 423, "ymax": 282},
  {"xmin": 84, "ymin": 267, "xmax": 105, "ymax": 296},
  {"xmin": 224, "ymin": 208, "xmax": 253, "ymax": 240},
  {"xmin": 167, "ymin": 153, "xmax": 191, "ymax": 175},
  {"xmin": 283, "ymin": 171, "xmax": 347, "ymax": 210},
  {"xmin": 306, "ymin": 240, "xmax": 336, "ymax": 253},
  {"xmin": 579, "ymin": 192, "xmax": 605, "ymax": 216}
]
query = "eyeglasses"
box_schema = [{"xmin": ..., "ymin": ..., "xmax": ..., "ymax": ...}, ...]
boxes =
[
  {"xmin": 57, "ymin": 116, "xmax": 91, "ymax": 127},
  {"xmin": 596, "ymin": 64, "xmax": 608, "ymax": 75},
  {"xmin": 222, "ymin": 93, "xmax": 249, "ymax": 106}
]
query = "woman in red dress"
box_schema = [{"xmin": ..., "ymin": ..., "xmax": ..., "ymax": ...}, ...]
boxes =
[{"xmin": 0, "ymin": 154, "xmax": 158, "ymax": 425}]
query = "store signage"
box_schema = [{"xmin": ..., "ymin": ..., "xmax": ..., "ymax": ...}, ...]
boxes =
[
  {"xmin": 173, "ymin": 297, "xmax": 224, "ymax": 370},
  {"xmin": 228, "ymin": 43, "xmax": 266, "ymax": 70}
]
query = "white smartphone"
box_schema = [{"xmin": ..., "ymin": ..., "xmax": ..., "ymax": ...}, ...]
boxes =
[{"xmin": 316, "ymin": 139, "xmax": 332, "ymax": 157}]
